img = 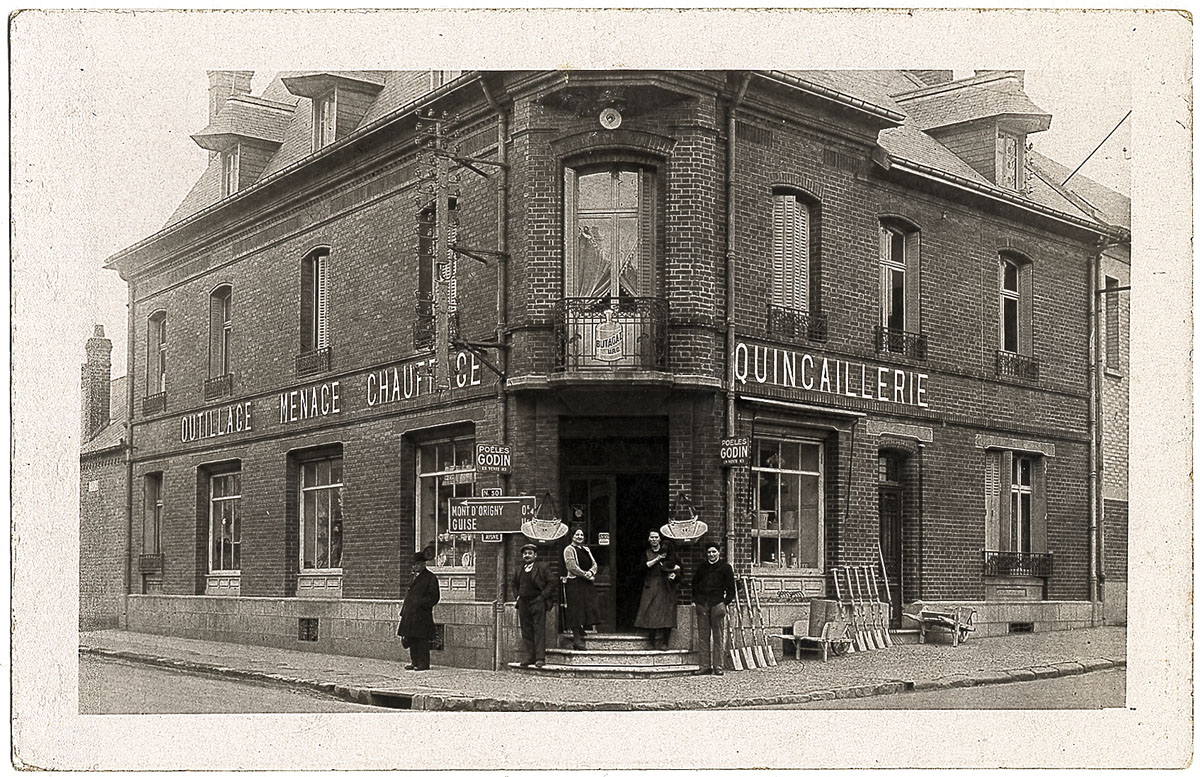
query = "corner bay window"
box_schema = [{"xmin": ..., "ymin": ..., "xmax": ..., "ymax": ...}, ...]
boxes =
[
  {"xmin": 209, "ymin": 470, "xmax": 241, "ymax": 572},
  {"xmin": 300, "ymin": 456, "xmax": 343, "ymax": 570},
  {"xmin": 751, "ymin": 438, "xmax": 824, "ymax": 572},
  {"xmin": 417, "ymin": 437, "xmax": 476, "ymax": 570},
  {"xmin": 564, "ymin": 165, "xmax": 657, "ymax": 300}
]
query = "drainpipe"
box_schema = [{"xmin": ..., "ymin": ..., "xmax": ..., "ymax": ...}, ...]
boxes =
[
  {"xmin": 723, "ymin": 73, "xmax": 752, "ymax": 567},
  {"xmin": 878, "ymin": 432, "xmax": 925, "ymax": 601},
  {"xmin": 1087, "ymin": 236, "xmax": 1112, "ymax": 623},
  {"xmin": 481, "ymin": 76, "xmax": 509, "ymax": 670},
  {"xmin": 123, "ymin": 282, "xmax": 137, "ymax": 624}
]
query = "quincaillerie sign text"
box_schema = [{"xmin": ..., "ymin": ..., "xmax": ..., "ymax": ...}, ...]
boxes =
[{"xmin": 735, "ymin": 341, "xmax": 930, "ymax": 408}]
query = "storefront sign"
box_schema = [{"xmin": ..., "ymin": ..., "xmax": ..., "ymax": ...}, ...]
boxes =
[
  {"xmin": 447, "ymin": 495, "xmax": 537, "ymax": 533},
  {"xmin": 720, "ymin": 436, "xmax": 751, "ymax": 466},
  {"xmin": 279, "ymin": 380, "xmax": 341, "ymax": 424},
  {"xmin": 734, "ymin": 341, "xmax": 929, "ymax": 408},
  {"xmin": 180, "ymin": 401, "xmax": 253, "ymax": 442},
  {"xmin": 475, "ymin": 443, "xmax": 512, "ymax": 473},
  {"xmin": 365, "ymin": 350, "xmax": 483, "ymax": 408}
]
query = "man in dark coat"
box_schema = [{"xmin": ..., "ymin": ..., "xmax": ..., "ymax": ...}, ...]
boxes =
[
  {"xmin": 512, "ymin": 543, "xmax": 555, "ymax": 667},
  {"xmin": 397, "ymin": 551, "xmax": 440, "ymax": 671},
  {"xmin": 691, "ymin": 541, "xmax": 736, "ymax": 676}
]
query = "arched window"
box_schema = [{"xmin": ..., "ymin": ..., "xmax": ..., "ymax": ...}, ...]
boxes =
[
  {"xmin": 878, "ymin": 221, "xmax": 920, "ymax": 334},
  {"xmin": 999, "ymin": 251, "xmax": 1032, "ymax": 355},
  {"xmin": 301, "ymin": 249, "xmax": 329, "ymax": 353},
  {"xmin": 209, "ymin": 285, "xmax": 233, "ymax": 377},
  {"xmin": 147, "ymin": 311, "xmax": 167, "ymax": 394},
  {"xmin": 564, "ymin": 164, "xmax": 658, "ymax": 300}
]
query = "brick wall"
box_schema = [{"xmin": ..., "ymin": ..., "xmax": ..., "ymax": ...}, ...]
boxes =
[{"xmin": 80, "ymin": 452, "xmax": 127, "ymax": 629}]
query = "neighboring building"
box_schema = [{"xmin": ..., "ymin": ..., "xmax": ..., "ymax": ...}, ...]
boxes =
[
  {"xmin": 79, "ymin": 325, "xmax": 129, "ymax": 630},
  {"xmin": 93, "ymin": 69, "xmax": 1128, "ymax": 668}
]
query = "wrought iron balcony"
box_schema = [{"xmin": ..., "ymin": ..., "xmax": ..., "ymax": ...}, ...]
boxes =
[
  {"xmin": 554, "ymin": 296, "xmax": 668, "ymax": 372},
  {"xmin": 295, "ymin": 346, "xmax": 333, "ymax": 377},
  {"xmin": 995, "ymin": 350, "xmax": 1040, "ymax": 382},
  {"xmin": 875, "ymin": 326, "xmax": 927, "ymax": 359},
  {"xmin": 982, "ymin": 550, "xmax": 1054, "ymax": 577},
  {"xmin": 204, "ymin": 373, "xmax": 233, "ymax": 400},
  {"xmin": 138, "ymin": 553, "xmax": 164, "ymax": 574},
  {"xmin": 142, "ymin": 391, "xmax": 166, "ymax": 415},
  {"xmin": 767, "ymin": 303, "xmax": 829, "ymax": 343}
]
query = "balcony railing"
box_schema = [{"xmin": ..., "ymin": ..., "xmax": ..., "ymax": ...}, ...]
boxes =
[
  {"xmin": 767, "ymin": 303, "xmax": 829, "ymax": 343},
  {"xmin": 554, "ymin": 296, "xmax": 668, "ymax": 372},
  {"xmin": 204, "ymin": 373, "xmax": 233, "ymax": 400},
  {"xmin": 413, "ymin": 293, "xmax": 460, "ymax": 351},
  {"xmin": 996, "ymin": 350, "xmax": 1040, "ymax": 382},
  {"xmin": 295, "ymin": 346, "xmax": 333, "ymax": 377},
  {"xmin": 142, "ymin": 392, "xmax": 166, "ymax": 415},
  {"xmin": 875, "ymin": 326, "xmax": 927, "ymax": 359},
  {"xmin": 982, "ymin": 550, "xmax": 1054, "ymax": 577}
]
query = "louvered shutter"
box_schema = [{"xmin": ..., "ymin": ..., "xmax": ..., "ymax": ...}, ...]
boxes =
[
  {"xmin": 905, "ymin": 230, "xmax": 921, "ymax": 333},
  {"xmin": 639, "ymin": 169, "xmax": 656, "ymax": 297},
  {"xmin": 984, "ymin": 451, "xmax": 1000, "ymax": 550},
  {"xmin": 998, "ymin": 450, "xmax": 1014, "ymax": 552},
  {"xmin": 315, "ymin": 254, "xmax": 328, "ymax": 348},
  {"xmin": 796, "ymin": 201, "xmax": 810, "ymax": 312},
  {"xmin": 771, "ymin": 195, "xmax": 787, "ymax": 306},
  {"xmin": 563, "ymin": 168, "xmax": 578, "ymax": 296},
  {"xmin": 1031, "ymin": 456, "xmax": 1047, "ymax": 553}
]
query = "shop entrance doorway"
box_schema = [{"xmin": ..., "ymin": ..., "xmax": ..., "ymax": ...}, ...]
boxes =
[
  {"xmin": 561, "ymin": 420, "xmax": 669, "ymax": 633},
  {"xmin": 878, "ymin": 486, "xmax": 904, "ymax": 627}
]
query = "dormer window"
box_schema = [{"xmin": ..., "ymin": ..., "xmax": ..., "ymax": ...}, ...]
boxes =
[
  {"xmin": 313, "ymin": 92, "xmax": 337, "ymax": 150},
  {"xmin": 997, "ymin": 130, "xmax": 1025, "ymax": 191},
  {"xmin": 220, "ymin": 145, "xmax": 240, "ymax": 197}
]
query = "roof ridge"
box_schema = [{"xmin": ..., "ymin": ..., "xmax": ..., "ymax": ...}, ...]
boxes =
[{"xmin": 892, "ymin": 70, "xmax": 1019, "ymax": 102}]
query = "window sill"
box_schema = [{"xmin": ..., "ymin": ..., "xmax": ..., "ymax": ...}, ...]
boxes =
[
  {"xmin": 1104, "ymin": 368, "xmax": 1124, "ymax": 380},
  {"xmin": 296, "ymin": 570, "xmax": 343, "ymax": 598},
  {"xmin": 205, "ymin": 573, "xmax": 241, "ymax": 596}
]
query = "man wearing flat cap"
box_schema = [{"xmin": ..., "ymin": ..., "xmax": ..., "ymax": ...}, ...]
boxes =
[
  {"xmin": 397, "ymin": 550, "xmax": 440, "ymax": 671},
  {"xmin": 691, "ymin": 541, "xmax": 735, "ymax": 676},
  {"xmin": 512, "ymin": 543, "xmax": 555, "ymax": 667}
]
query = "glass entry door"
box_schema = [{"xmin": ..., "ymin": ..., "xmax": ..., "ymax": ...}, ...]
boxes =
[
  {"xmin": 878, "ymin": 485, "xmax": 904, "ymax": 627},
  {"xmin": 565, "ymin": 477, "xmax": 616, "ymax": 632}
]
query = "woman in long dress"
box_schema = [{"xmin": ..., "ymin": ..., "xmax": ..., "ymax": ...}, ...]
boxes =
[
  {"xmin": 633, "ymin": 529, "xmax": 680, "ymax": 649},
  {"xmin": 562, "ymin": 525, "xmax": 601, "ymax": 650}
]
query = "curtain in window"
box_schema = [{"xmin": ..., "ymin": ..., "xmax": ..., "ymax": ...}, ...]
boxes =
[{"xmin": 565, "ymin": 167, "xmax": 655, "ymax": 299}]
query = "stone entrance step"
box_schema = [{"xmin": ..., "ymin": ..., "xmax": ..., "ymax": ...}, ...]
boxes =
[
  {"xmin": 546, "ymin": 647, "xmax": 692, "ymax": 667},
  {"xmin": 506, "ymin": 661, "xmax": 702, "ymax": 679},
  {"xmin": 555, "ymin": 632, "xmax": 661, "ymax": 651}
]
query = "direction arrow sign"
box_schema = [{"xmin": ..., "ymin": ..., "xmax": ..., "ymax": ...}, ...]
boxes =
[{"xmin": 448, "ymin": 496, "xmax": 537, "ymax": 533}]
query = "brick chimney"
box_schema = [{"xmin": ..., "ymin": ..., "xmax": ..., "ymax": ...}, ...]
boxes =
[
  {"xmin": 207, "ymin": 70, "xmax": 254, "ymax": 122},
  {"xmin": 81, "ymin": 325, "xmax": 112, "ymax": 440}
]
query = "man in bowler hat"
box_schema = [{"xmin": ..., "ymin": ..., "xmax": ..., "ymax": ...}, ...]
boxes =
[
  {"xmin": 691, "ymin": 541, "xmax": 735, "ymax": 675},
  {"xmin": 397, "ymin": 550, "xmax": 440, "ymax": 670},
  {"xmin": 512, "ymin": 543, "xmax": 555, "ymax": 667}
]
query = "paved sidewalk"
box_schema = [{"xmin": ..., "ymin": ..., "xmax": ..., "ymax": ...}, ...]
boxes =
[{"xmin": 80, "ymin": 626, "xmax": 1125, "ymax": 711}]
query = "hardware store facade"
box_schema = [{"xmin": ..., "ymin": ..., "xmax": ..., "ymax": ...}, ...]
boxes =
[{"xmin": 97, "ymin": 69, "xmax": 1127, "ymax": 668}]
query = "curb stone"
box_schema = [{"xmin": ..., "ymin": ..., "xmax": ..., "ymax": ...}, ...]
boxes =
[{"xmin": 1030, "ymin": 665, "xmax": 1060, "ymax": 680}]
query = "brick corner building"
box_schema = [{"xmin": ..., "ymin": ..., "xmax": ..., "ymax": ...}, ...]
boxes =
[{"xmin": 81, "ymin": 70, "xmax": 1130, "ymax": 666}]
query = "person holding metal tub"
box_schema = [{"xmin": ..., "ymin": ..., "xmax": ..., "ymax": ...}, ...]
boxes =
[
  {"xmin": 513, "ymin": 543, "xmax": 555, "ymax": 667},
  {"xmin": 397, "ymin": 550, "xmax": 440, "ymax": 671},
  {"xmin": 562, "ymin": 525, "xmax": 601, "ymax": 650},
  {"xmin": 634, "ymin": 529, "xmax": 681, "ymax": 649}
]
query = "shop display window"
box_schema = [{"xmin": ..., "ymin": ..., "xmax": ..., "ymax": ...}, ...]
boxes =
[
  {"xmin": 300, "ymin": 456, "xmax": 342, "ymax": 570},
  {"xmin": 416, "ymin": 437, "xmax": 476, "ymax": 570},
  {"xmin": 751, "ymin": 437, "xmax": 823, "ymax": 573}
]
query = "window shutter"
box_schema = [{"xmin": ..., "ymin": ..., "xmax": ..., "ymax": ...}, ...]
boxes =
[
  {"xmin": 563, "ymin": 168, "xmax": 578, "ymax": 296},
  {"xmin": 1031, "ymin": 456, "xmax": 1048, "ymax": 553},
  {"xmin": 796, "ymin": 201, "xmax": 810, "ymax": 312},
  {"xmin": 315, "ymin": 254, "xmax": 328, "ymax": 348},
  {"xmin": 209, "ymin": 294, "xmax": 222, "ymax": 376},
  {"xmin": 640, "ymin": 169, "xmax": 656, "ymax": 297},
  {"xmin": 984, "ymin": 451, "xmax": 1000, "ymax": 550},
  {"xmin": 998, "ymin": 450, "xmax": 1014, "ymax": 552},
  {"xmin": 1020, "ymin": 263, "xmax": 1034, "ymax": 355},
  {"xmin": 771, "ymin": 196, "xmax": 786, "ymax": 306},
  {"xmin": 905, "ymin": 230, "xmax": 921, "ymax": 332}
]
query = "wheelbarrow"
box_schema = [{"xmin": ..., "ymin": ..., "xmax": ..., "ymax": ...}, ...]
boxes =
[{"xmin": 903, "ymin": 606, "xmax": 976, "ymax": 647}]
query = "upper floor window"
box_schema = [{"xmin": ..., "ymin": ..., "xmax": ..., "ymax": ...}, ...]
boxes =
[
  {"xmin": 209, "ymin": 469, "xmax": 242, "ymax": 573},
  {"xmin": 564, "ymin": 165, "xmax": 659, "ymax": 300},
  {"xmin": 301, "ymin": 249, "xmax": 329, "ymax": 353},
  {"xmin": 878, "ymin": 221, "xmax": 921, "ymax": 334},
  {"xmin": 771, "ymin": 192, "xmax": 811, "ymax": 312},
  {"xmin": 313, "ymin": 92, "xmax": 336, "ymax": 150},
  {"xmin": 300, "ymin": 455, "xmax": 343, "ymax": 571},
  {"xmin": 209, "ymin": 285, "xmax": 233, "ymax": 377},
  {"xmin": 1104, "ymin": 276, "xmax": 1122, "ymax": 373},
  {"xmin": 999, "ymin": 252, "xmax": 1032, "ymax": 355},
  {"xmin": 997, "ymin": 130, "xmax": 1025, "ymax": 191},
  {"xmin": 221, "ymin": 146, "xmax": 240, "ymax": 197},
  {"xmin": 147, "ymin": 311, "xmax": 167, "ymax": 394}
]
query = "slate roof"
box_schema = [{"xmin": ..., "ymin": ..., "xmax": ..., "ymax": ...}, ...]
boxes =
[
  {"xmin": 158, "ymin": 69, "xmax": 1123, "ymax": 236},
  {"xmin": 81, "ymin": 375, "xmax": 128, "ymax": 457},
  {"xmin": 191, "ymin": 94, "xmax": 293, "ymax": 149},
  {"xmin": 1027, "ymin": 150, "xmax": 1130, "ymax": 229}
]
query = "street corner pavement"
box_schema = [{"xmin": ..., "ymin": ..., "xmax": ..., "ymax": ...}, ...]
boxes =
[{"xmin": 78, "ymin": 625, "xmax": 1126, "ymax": 711}]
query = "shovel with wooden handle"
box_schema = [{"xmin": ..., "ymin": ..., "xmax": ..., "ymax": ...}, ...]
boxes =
[
  {"xmin": 749, "ymin": 576, "xmax": 778, "ymax": 666},
  {"xmin": 855, "ymin": 566, "xmax": 885, "ymax": 650},
  {"xmin": 851, "ymin": 567, "xmax": 879, "ymax": 650},
  {"xmin": 876, "ymin": 543, "xmax": 897, "ymax": 647},
  {"xmin": 742, "ymin": 577, "xmax": 767, "ymax": 668},
  {"xmin": 836, "ymin": 568, "xmax": 868, "ymax": 652},
  {"xmin": 830, "ymin": 569, "xmax": 856, "ymax": 654},
  {"xmin": 733, "ymin": 579, "xmax": 757, "ymax": 669},
  {"xmin": 725, "ymin": 608, "xmax": 743, "ymax": 671},
  {"xmin": 867, "ymin": 565, "xmax": 894, "ymax": 648}
]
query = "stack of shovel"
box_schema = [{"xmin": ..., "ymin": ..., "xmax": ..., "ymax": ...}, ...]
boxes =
[{"xmin": 832, "ymin": 565, "xmax": 893, "ymax": 651}]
